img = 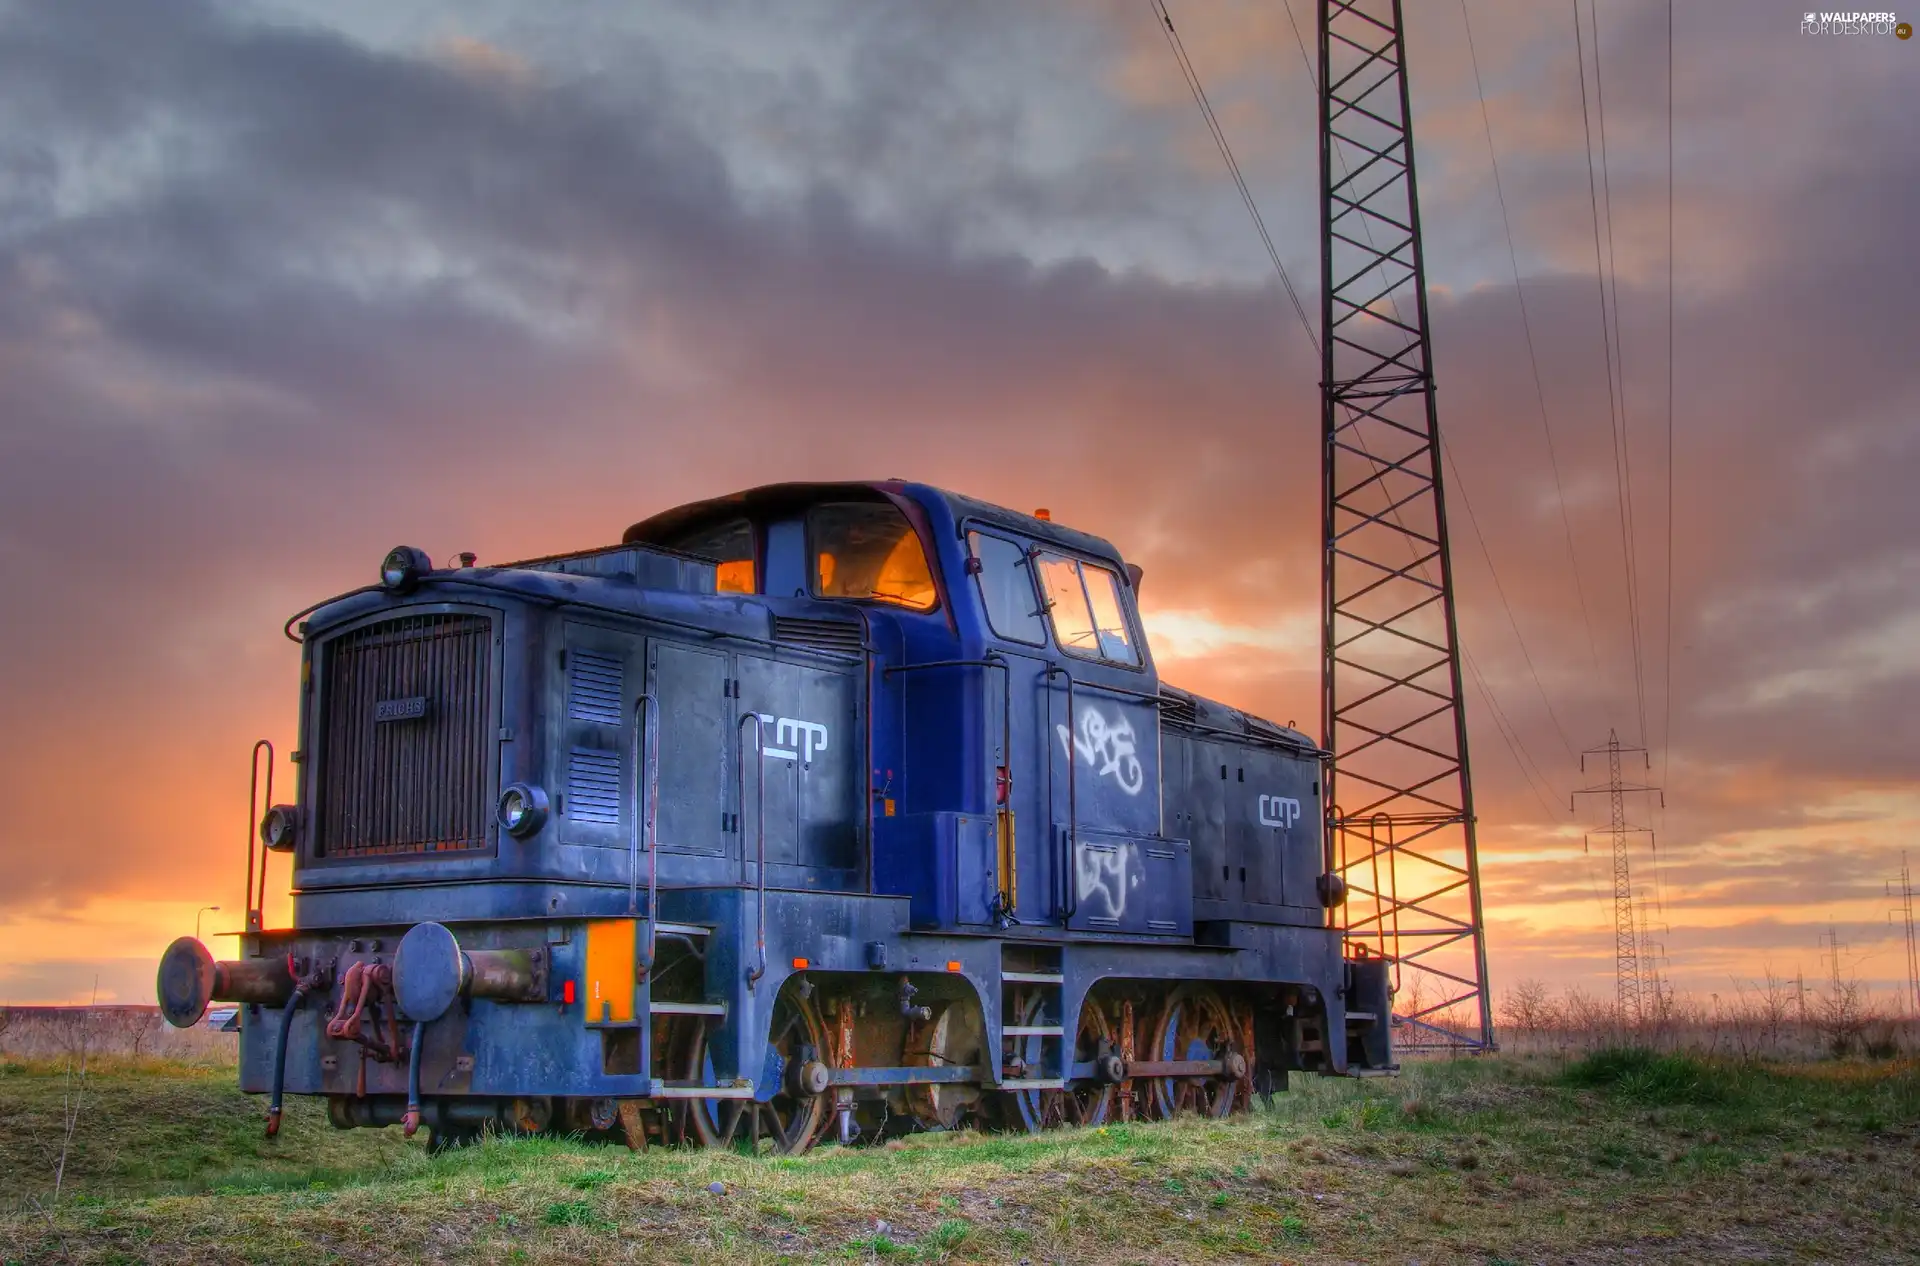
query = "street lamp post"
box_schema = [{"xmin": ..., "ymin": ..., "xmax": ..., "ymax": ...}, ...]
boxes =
[{"xmin": 196, "ymin": 905, "xmax": 221, "ymax": 941}]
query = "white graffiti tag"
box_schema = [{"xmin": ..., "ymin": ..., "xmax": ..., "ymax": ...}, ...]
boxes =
[
  {"xmin": 1056, "ymin": 707, "xmax": 1145, "ymax": 796},
  {"xmin": 1076, "ymin": 841, "xmax": 1140, "ymax": 919}
]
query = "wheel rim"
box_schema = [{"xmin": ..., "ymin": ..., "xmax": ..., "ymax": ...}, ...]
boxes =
[
  {"xmin": 1064, "ymin": 1001, "xmax": 1115, "ymax": 1126},
  {"xmin": 1149, "ymin": 988, "xmax": 1242, "ymax": 1120},
  {"xmin": 1007, "ymin": 993, "xmax": 1115, "ymax": 1132},
  {"xmin": 1006, "ymin": 989, "xmax": 1053, "ymax": 1133},
  {"xmin": 684, "ymin": 988, "xmax": 830, "ymax": 1155}
]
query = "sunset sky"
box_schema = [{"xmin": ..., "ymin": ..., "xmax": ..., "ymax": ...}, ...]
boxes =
[{"xmin": 1, "ymin": 1, "xmax": 1914, "ymax": 1012}]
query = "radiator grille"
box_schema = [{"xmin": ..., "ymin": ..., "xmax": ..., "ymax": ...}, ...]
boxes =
[{"xmin": 315, "ymin": 612, "xmax": 495, "ymax": 858}]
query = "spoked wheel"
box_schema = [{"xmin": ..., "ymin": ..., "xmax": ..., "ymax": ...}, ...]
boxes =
[
  {"xmin": 684, "ymin": 988, "xmax": 831, "ymax": 1155},
  {"xmin": 1003, "ymin": 993, "xmax": 1116, "ymax": 1131},
  {"xmin": 1063, "ymin": 1000, "xmax": 1117, "ymax": 1126},
  {"xmin": 1148, "ymin": 987, "xmax": 1248, "ymax": 1120},
  {"xmin": 1001, "ymin": 988, "xmax": 1054, "ymax": 1134}
]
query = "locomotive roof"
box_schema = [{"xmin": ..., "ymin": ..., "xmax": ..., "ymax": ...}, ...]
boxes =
[{"xmin": 623, "ymin": 480, "xmax": 1128, "ymax": 567}]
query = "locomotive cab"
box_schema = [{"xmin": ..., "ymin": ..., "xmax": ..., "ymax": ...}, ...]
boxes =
[{"xmin": 157, "ymin": 479, "xmax": 1390, "ymax": 1152}]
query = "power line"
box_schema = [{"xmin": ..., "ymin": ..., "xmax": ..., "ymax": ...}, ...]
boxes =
[
  {"xmin": 1653, "ymin": 0, "xmax": 1677, "ymax": 928},
  {"xmin": 1457, "ymin": 0, "xmax": 1604, "ymax": 679},
  {"xmin": 1463, "ymin": 646, "xmax": 1563, "ymax": 820},
  {"xmin": 1149, "ymin": 0, "xmax": 1318, "ymax": 353},
  {"xmin": 1660, "ymin": 0, "xmax": 1678, "ymax": 786},
  {"xmin": 1442, "ymin": 442, "xmax": 1577, "ymax": 760},
  {"xmin": 1571, "ymin": 0, "xmax": 1650, "ymax": 747},
  {"xmin": 1587, "ymin": 0, "xmax": 1651, "ymax": 750}
]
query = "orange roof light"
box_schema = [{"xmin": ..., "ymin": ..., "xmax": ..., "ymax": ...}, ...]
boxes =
[{"xmin": 1033, "ymin": 508, "xmax": 1051, "ymax": 521}]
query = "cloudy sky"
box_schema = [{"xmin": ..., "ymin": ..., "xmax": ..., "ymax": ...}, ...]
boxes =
[{"xmin": 1, "ymin": 0, "xmax": 1914, "ymax": 1012}]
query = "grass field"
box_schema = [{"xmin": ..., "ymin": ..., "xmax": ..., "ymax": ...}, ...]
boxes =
[{"xmin": 2, "ymin": 1052, "xmax": 1917, "ymax": 1264}]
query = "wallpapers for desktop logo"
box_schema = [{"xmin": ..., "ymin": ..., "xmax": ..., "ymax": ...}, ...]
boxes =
[{"xmin": 1800, "ymin": 10, "xmax": 1910, "ymax": 35}]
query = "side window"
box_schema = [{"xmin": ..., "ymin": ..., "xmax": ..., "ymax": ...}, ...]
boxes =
[
  {"xmin": 968, "ymin": 531, "xmax": 1045, "ymax": 644},
  {"xmin": 1081, "ymin": 563, "xmax": 1140, "ymax": 664},
  {"xmin": 810, "ymin": 502, "xmax": 937, "ymax": 610},
  {"xmin": 1037, "ymin": 552, "xmax": 1141, "ymax": 667},
  {"xmin": 669, "ymin": 519, "xmax": 755, "ymax": 594}
]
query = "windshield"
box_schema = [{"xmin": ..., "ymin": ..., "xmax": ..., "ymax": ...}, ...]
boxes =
[
  {"xmin": 810, "ymin": 502, "xmax": 937, "ymax": 610},
  {"xmin": 1037, "ymin": 552, "xmax": 1139, "ymax": 665}
]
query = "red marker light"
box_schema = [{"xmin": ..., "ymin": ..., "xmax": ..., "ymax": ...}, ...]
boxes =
[
  {"xmin": 792, "ymin": 957, "xmax": 810, "ymax": 970},
  {"xmin": 562, "ymin": 980, "xmax": 576, "ymax": 1006}
]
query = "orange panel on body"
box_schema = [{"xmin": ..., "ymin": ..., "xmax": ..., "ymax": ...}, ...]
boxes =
[{"xmin": 584, "ymin": 918, "xmax": 638, "ymax": 1024}]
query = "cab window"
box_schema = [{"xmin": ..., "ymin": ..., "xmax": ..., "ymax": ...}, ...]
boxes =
[
  {"xmin": 811, "ymin": 503, "xmax": 937, "ymax": 610},
  {"xmin": 968, "ymin": 531, "xmax": 1045, "ymax": 644},
  {"xmin": 1037, "ymin": 552, "xmax": 1140, "ymax": 665},
  {"xmin": 669, "ymin": 519, "xmax": 755, "ymax": 594}
]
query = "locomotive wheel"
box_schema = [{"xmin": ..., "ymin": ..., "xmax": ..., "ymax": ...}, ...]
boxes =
[
  {"xmin": 1001, "ymin": 988, "xmax": 1055, "ymax": 1134},
  {"xmin": 683, "ymin": 988, "xmax": 830, "ymax": 1155},
  {"xmin": 1147, "ymin": 987, "xmax": 1246, "ymax": 1120},
  {"xmin": 904, "ymin": 1003, "xmax": 984, "ymax": 1131},
  {"xmin": 1003, "ymin": 992, "xmax": 1116, "ymax": 1132},
  {"xmin": 1062, "ymin": 999, "xmax": 1117, "ymax": 1127}
]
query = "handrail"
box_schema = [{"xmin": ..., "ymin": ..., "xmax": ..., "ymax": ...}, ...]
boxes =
[
  {"xmin": 1046, "ymin": 666, "xmax": 1079, "ymax": 919},
  {"xmin": 630, "ymin": 692, "xmax": 661, "ymax": 966},
  {"xmin": 735, "ymin": 712, "xmax": 768, "ymax": 990},
  {"xmin": 245, "ymin": 740, "xmax": 274, "ymax": 934}
]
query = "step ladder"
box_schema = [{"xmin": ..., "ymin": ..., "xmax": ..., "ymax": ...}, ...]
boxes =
[{"xmin": 999, "ymin": 947, "xmax": 1066, "ymax": 1090}]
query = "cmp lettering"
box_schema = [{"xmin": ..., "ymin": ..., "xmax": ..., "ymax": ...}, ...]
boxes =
[
  {"xmin": 754, "ymin": 714, "xmax": 830, "ymax": 763},
  {"xmin": 1258, "ymin": 794, "xmax": 1302, "ymax": 829}
]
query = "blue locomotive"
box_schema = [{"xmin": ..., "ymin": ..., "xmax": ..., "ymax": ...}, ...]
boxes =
[{"xmin": 158, "ymin": 480, "xmax": 1392, "ymax": 1152}]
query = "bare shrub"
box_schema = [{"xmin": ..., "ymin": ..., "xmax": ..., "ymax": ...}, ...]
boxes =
[
  {"xmin": 1814, "ymin": 978, "xmax": 1872, "ymax": 1058},
  {"xmin": 0, "ymin": 1006, "xmax": 236, "ymax": 1065},
  {"xmin": 1499, "ymin": 979, "xmax": 1561, "ymax": 1034},
  {"xmin": 1474, "ymin": 970, "xmax": 1918, "ymax": 1064}
]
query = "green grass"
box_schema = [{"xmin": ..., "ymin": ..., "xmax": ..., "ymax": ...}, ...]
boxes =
[{"xmin": 1, "ymin": 1052, "xmax": 1916, "ymax": 1262}]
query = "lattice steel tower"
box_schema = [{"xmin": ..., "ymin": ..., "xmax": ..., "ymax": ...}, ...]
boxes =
[
  {"xmin": 1572, "ymin": 731, "xmax": 1661, "ymax": 1023},
  {"xmin": 1318, "ymin": 0, "xmax": 1492, "ymax": 1051}
]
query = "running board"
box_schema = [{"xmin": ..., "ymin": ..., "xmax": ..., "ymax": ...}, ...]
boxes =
[
  {"xmin": 650, "ymin": 1001, "xmax": 727, "ymax": 1016},
  {"xmin": 648, "ymin": 1081, "xmax": 756, "ymax": 1099}
]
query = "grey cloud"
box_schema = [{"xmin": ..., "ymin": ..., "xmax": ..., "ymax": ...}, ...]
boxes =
[{"xmin": 0, "ymin": 0, "xmax": 1912, "ymax": 1007}]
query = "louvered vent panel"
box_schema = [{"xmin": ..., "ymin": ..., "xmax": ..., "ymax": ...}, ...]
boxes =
[
  {"xmin": 568, "ymin": 651, "xmax": 624, "ymax": 725},
  {"xmin": 1158, "ymin": 689, "xmax": 1198, "ymax": 727},
  {"xmin": 771, "ymin": 615, "xmax": 863, "ymax": 655},
  {"xmin": 567, "ymin": 748, "xmax": 622, "ymax": 825},
  {"xmin": 316, "ymin": 612, "xmax": 494, "ymax": 858}
]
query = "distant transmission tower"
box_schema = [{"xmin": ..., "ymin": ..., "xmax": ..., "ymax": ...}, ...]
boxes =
[
  {"xmin": 1891, "ymin": 853, "xmax": 1919, "ymax": 1018},
  {"xmin": 1637, "ymin": 906, "xmax": 1670, "ymax": 1020},
  {"xmin": 1818, "ymin": 925, "xmax": 1849, "ymax": 1001},
  {"xmin": 1573, "ymin": 731, "xmax": 1662, "ymax": 1024}
]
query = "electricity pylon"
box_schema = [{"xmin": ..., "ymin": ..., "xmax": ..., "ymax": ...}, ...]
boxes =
[
  {"xmin": 1572, "ymin": 731, "xmax": 1661, "ymax": 1024},
  {"xmin": 1318, "ymin": 0, "xmax": 1492, "ymax": 1051}
]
